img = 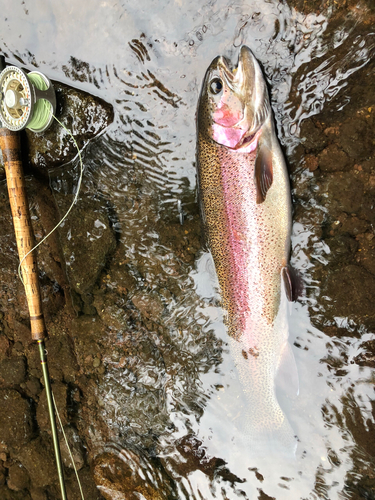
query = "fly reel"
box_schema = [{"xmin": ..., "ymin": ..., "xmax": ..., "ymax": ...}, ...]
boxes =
[{"xmin": 0, "ymin": 66, "xmax": 56, "ymax": 133}]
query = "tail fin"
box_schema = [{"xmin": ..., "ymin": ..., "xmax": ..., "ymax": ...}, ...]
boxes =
[
  {"xmin": 228, "ymin": 337, "xmax": 298, "ymax": 456},
  {"xmin": 235, "ymin": 409, "xmax": 297, "ymax": 456}
]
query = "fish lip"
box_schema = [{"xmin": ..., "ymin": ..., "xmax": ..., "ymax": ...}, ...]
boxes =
[
  {"xmin": 218, "ymin": 55, "xmax": 233, "ymax": 73},
  {"xmin": 217, "ymin": 46, "xmax": 256, "ymax": 76},
  {"xmin": 235, "ymin": 45, "xmax": 257, "ymax": 89},
  {"xmin": 217, "ymin": 46, "xmax": 259, "ymax": 95},
  {"xmin": 238, "ymin": 46, "xmax": 256, "ymax": 71},
  {"xmin": 216, "ymin": 55, "xmax": 235, "ymax": 89}
]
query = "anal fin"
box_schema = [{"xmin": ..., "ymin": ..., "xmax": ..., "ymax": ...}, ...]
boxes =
[{"xmin": 276, "ymin": 341, "xmax": 299, "ymax": 398}]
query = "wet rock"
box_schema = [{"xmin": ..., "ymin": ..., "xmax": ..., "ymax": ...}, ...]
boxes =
[
  {"xmin": 0, "ymin": 389, "xmax": 34, "ymax": 447},
  {"xmin": 317, "ymin": 144, "xmax": 350, "ymax": 172},
  {"xmin": 337, "ymin": 117, "xmax": 374, "ymax": 160},
  {"xmin": 358, "ymin": 193, "xmax": 375, "ymax": 228},
  {"xmin": 93, "ymin": 449, "xmax": 176, "ymax": 500},
  {"xmin": 131, "ymin": 291, "xmax": 164, "ymax": 320},
  {"xmin": 24, "ymin": 344, "xmax": 43, "ymax": 382},
  {"xmin": 57, "ymin": 193, "xmax": 117, "ymax": 301},
  {"xmin": 26, "ymin": 82, "xmax": 114, "ymax": 171},
  {"xmin": 65, "ymin": 465, "xmax": 104, "ymax": 499},
  {"xmin": 29, "ymin": 488, "xmax": 47, "ymax": 500},
  {"xmin": 0, "ymin": 462, "xmax": 5, "ymax": 485},
  {"xmin": 354, "ymin": 234, "xmax": 375, "ymax": 276},
  {"xmin": 325, "ymin": 234, "xmax": 358, "ymax": 263},
  {"xmin": 0, "ymin": 335, "xmax": 10, "ymax": 361},
  {"xmin": 59, "ymin": 425, "xmax": 85, "ymax": 470},
  {"xmin": 36, "ymin": 382, "xmax": 67, "ymax": 434},
  {"xmin": 93, "ymin": 291, "xmax": 131, "ymax": 332},
  {"xmin": 16, "ymin": 437, "xmax": 57, "ymax": 488},
  {"xmin": 298, "ymin": 57, "xmax": 375, "ymax": 335},
  {"xmin": 8, "ymin": 320, "xmax": 33, "ymax": 348},
  {"xmin": 96, "ymin": 242, "xmax": 137, "ymax": 296},
  {"xmin": 305, "ymin": 154, "xmax": 319, "ymax": 172},
  {"xmin": 43, "ymin": 334, "xmax": 79, "ymax": 384},
  {"xmin": 25, "ymin": 378, "xmax": 42, "ymax": 399},
  {"xmin": 339, "ymin": 216, "xmax": 371, "ymax": 237},
  {"xmin": 173, "ymin": 434, "xmax": 230, "ymax": 481},
  {"xmin": 319, "ymin": 265, "xmax": 375, "ymax": 330},
  {"xmin": 292, "ymin": 174, "xmax": 317, "ymax": 204},
  {"xmin": 0, "ymin": 357, "xmax": 26, "ymax": 387},
  {"xmin": 7, "ymin": 462, "xmax": 30, "ymax": 491},
  {"xmin": 343, "ymin": 476, "xmax": 375, "ymax": 500},
  {"xmin": 79, "ymin": 324, "xmax": 170, "ymax": 440},
  {"xmin": 70, "ymin": 316, "xmax": 104, "ymax": 370},
  {"xmin": 258, "ymin": 490, "xmax": 276, "ymax": 500},
  {"xmin": 0, "ymin": 442, "xmax": 8, "ymax": 460},
  {"xmin": 93, "ymin": 357, "xmax": 101, "ymax": 368},
  {"xmin": 353, "ymin": 340, "xmax": 375, "ymax": 368},
  {"xmin": 300, "ymin": 118, "xmax": 328, "ymax": 153},
  {"xmin": 12, "ymin": 342, "xmax": 24, "ymax": 355},
  {"xmin": 341, "ymin": 389, "xmax": 375, "ymax": 464},
  {"xmin": 317, "ymin": 172, "xmax": 365, "ymax": 215},
  {"xmin": 0, "ymin": 175, "xmax": 66, "ymax": 313},
  {"xmin": 0, "ymin": 485, "xmax": 32, "ymax": 499}
]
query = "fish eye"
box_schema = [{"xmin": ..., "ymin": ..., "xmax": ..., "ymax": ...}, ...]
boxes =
[{"xmin": 209, "ymin": 78, "xmax": 223, "ymax": 95}]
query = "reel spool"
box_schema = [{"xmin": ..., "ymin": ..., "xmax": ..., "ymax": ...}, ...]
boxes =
[{"xmin": 0, "ymin": 66, "xmax": 56, "ymax": 133}]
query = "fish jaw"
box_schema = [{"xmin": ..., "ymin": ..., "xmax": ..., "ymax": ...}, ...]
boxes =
[{"xmin": 197, "ymin": 46, "xmax": 270, "ymax": 150}]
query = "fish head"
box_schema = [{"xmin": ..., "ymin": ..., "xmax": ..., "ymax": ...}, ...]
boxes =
[{"xmin": 197, "ymin": 46, "xmax": 270, "ymax": 151}]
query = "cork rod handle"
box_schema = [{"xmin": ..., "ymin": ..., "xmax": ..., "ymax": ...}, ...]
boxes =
[{"xmin": 0, "ymin": 128, "xmax": 46, "ymax": 340}]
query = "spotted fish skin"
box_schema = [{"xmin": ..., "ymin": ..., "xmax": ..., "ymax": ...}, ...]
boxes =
[{"xmin": 197, "ymin": 46, "xmax": 296, "ymax": 446}]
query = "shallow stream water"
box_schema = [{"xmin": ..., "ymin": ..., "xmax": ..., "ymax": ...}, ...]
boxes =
[{"xmin": 1, "ymin": 1, "xmax": 375, "ymax": 499}]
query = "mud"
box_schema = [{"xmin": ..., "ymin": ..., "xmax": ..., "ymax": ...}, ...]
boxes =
[
  {"xmin": 290, "ymin": 37, "xmax": 375, "ymax": 500},
  {"xmin": 293, "ymin": 56, "xmax": 375, "ymax": 334}
]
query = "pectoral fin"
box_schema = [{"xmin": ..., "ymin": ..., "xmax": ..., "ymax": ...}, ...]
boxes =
[
  {"xmin": 255, "ymin": 144, "xmax": 273, "ymax": 204},
  {"xmin": 282, "ymin": 265, "xmax": 304, "ymax": 302}
]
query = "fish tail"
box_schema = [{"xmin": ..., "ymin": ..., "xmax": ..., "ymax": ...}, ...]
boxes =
[
  {"xmin": 238, "ymin": 408, "xmax": 297, "ymax": 456},
  {"xmin": 228, "ymin": 337, "xmax": 297, "ymax": 455}
]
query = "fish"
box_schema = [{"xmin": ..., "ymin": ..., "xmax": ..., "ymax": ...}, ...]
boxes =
[{"xmin": 196, "ymin": 46, "xmax": 299, "ymax": 450}]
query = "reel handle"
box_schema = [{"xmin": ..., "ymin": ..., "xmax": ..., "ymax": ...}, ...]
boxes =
[{"xmin": 0, "ymin": 127, "xmax": 46, "ymax": 340}]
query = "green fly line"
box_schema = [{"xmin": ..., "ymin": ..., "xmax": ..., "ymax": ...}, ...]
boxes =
[
  {"xmin": 27, "ymin": 73, "xmax": 52, "ymax": 131},
  {"xmin": 17, "ymin": 72, "xmax": 85, "ymax": 500},
  {"xmin": 18, "ymin": 74, "xmax": 83, "ymax": 284}
]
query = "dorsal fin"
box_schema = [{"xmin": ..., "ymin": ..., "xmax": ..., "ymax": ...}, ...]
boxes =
[{"xmin": 254, "ymin": 143, "xmax": 273, "ymax": 204}]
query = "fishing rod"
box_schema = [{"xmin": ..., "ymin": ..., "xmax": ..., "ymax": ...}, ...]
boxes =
[{"xmin": 0, "ymin": 56, "xmax": 68, "ymax": 500}]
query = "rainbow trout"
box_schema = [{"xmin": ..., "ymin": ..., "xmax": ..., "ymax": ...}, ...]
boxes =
[{"xmin": 197, "ymin": 46, "xmax": 298, "ymax": 449}]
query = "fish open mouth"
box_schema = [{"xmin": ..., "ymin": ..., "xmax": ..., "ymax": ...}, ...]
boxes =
[
  {"xmin": 208, "ymin": 46, "xmax": 269, "ymax": 150},
  {"xmin": 218, "ymin": 47, "xmax": 254, "ymax": 81},
  {"xmin": 234, "ymin": 127, "xmax": 262, "ymax": 151},
  {"xmin": 242, "ymin": 132, "xmax": 256, "ymax": 145}
]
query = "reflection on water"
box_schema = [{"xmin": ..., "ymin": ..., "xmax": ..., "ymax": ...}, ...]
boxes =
[{"xmin": 1, "ymin": 0, "xmax": 375, "ymax": 498}]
